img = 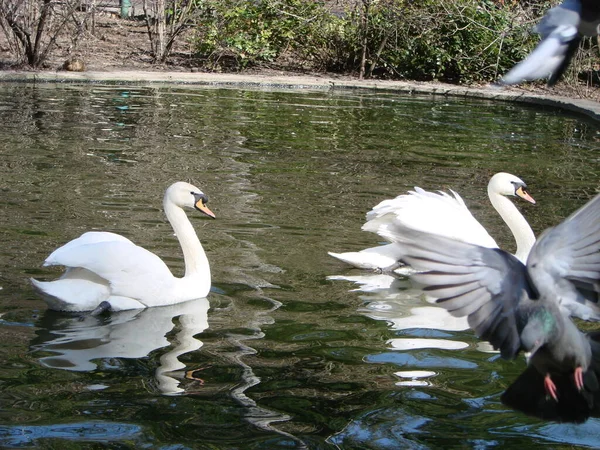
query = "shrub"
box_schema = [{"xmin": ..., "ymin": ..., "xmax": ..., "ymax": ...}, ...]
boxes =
[
  {"xmin": 385, "ymin": 0, "xmax": 546, "ymax": 83},
  {"xmin": 0, "ymin": 0, "xmax": 85, "ymax": 67},
  {"xmin": 191, "ymin": 0, "xmax": 552, "ymax": 83},
  {"xmin": 306, "ymin": 0, "xmax": 545, "ymax": 83},
  {"xmin": 193, "ymin": 0, "xmax": 327, "ymax": 70}
]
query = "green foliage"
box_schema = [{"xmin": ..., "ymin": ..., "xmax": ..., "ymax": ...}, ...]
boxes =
[
  {"xmin": 193, "ymin": 0, "xmax": 326, "ymax": 69},
  {"xmin": 295, "ymin": 8, "xmax": 362, "ymax": 73},
  {"xmin": 191, "ymin": 0, "xmax": 556, "ymax": 83},
  {"xmin": 375, "ymin": 0, "xmax": 544, "ymax": 82}
]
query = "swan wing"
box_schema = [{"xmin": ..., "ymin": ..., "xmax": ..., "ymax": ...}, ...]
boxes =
[
  {"xmin": 43, "ymin": 231, "xmax": 134, "ymax": 265},
  {"xmin": 379, "ymin": 221, "xmax": 532, "ymax": 359},
  {"xmin": 526, "ymin": 194, "xmax": 600, "ymax": 320},
  {"xmin": 44, "ymin": 239, "xmax": 175, "ymax": 305},
  {"xmin": 363, "ymin": 188, "xmax": 498, "ymax": 248}
]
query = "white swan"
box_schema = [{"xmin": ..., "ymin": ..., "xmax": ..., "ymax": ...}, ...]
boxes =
[
  {"xmin": 328, "ymin": 172, "xmax": 536, "ymax": 271},
  {"xmin": 31, "ymin": 182, "xmax": 215, "ymax": 313}
]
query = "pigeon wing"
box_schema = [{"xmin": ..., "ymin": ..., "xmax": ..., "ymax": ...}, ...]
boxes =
[
  {"xmin": 380, "ymin": 223, "xmax": 532, "ymax": 359},
  {"xmin": 526, "ymin": 194, "xmax": 600, "ymax": 320},
  {"xmin": 500, "ymin": 25, "xmax": 579, "ymax": 85}
]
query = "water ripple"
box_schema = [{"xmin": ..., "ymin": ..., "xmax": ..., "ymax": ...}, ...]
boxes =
[{"xmin": 0, "ymin": 421, "xmax": 143, "ymax": 447}]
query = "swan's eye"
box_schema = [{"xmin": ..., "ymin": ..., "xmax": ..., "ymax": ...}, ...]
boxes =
[
  {"xmin": 511, "ymin": 181, "xmax": 527, "ymax": 192},
  {"xmin": 192, "ymin": 192, "xmax": 209, "ymax": 205}
]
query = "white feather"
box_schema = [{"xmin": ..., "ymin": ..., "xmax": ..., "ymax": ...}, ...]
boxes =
[
  {"xmin": 31, "ymin": 182, "xmax": 215, "ymax": 312},
  {"xmin": 329, "ymin": 172, "xmax": 536, "ymax": 271}
]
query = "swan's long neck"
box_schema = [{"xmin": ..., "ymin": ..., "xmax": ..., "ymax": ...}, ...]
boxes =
[
  {"xmin": 164, "ymin": 199, "xmax": 210, "ymax": 279},
  {"xmin": 488, "ymin": 188, "xmax": 535, "ymax": 263}
]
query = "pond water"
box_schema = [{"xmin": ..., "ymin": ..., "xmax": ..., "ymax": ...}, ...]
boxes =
[{"xmin": 0, "ymin": 82, "xmax": 600, "ymax": 449}]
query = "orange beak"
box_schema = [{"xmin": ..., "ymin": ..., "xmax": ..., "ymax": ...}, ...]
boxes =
[
  {"xmin": 516, "ymin": 186, "xmax": 536, "ymax": 205},
  {"xmin": 195, "ymin": 199, "xmax": 216, "ymax": 218}
]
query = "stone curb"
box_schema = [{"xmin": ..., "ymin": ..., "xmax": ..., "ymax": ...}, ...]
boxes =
[{"xmin": 1, "ymin": 70, "xmax": 599, "ymax": 122}]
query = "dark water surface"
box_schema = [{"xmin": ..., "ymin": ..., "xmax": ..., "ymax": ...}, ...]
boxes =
[{"xmin": 0, "ymin": 83, "xmax": 600, "ymax": 449}]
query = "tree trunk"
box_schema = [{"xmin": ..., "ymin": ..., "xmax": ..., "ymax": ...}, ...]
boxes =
[
  {"xmin": 156, "ymin": 0, "xmax": 166, "ymax": 62},
  {"xmin": 359, "ymin": 0, "xmax": 370, "ymax": 80},
  {"xmin": 31, "ymin": 0, "xmax": 52, "ymax": 66},
  {"xmin": 367, "ymin": 33, "xmax": 389, "ymax": 78}
]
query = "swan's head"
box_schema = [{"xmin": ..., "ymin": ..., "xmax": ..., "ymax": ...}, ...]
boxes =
[
  {"xmin": 488, "ymin": 173, "xmax": 536, "ymax": 204},
  {"xmin": 165, "ymin": 182, "xmax": 216, "ymax": 219}
]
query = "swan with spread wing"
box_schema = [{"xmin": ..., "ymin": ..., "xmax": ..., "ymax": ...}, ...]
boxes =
[{"xmin": 329, "ymin": 172, "xmax": 536, "ymax": 272}]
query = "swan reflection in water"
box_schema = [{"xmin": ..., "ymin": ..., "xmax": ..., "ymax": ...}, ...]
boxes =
[
  {"xmin": 30, "ymin": 298, "xmax": 209, "ymax": 395},
  {"xmin": 329, "ymin": 272, "xmax": 495, "ymax": 386}
]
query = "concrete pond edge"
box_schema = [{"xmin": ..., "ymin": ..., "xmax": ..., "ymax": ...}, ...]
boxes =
[{"xmin": 1, "ymin": 70, "xmax": 599, "ymax": 122}]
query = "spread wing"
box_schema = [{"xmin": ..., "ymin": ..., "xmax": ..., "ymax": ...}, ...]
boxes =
[
  {"xmin": 363, "ymin": 188, "xmax": 497, "ymax": 248},
  {"xmin": 379, "ymin": 223, "xmax": 533, "ymax": 359},
  {"xmin": 499, "ymin": 0, "xmax": 583, "ymax": 86},
  {"xmin": 499, "ymin": 27, "xmax": 580, "ymax": 86},
  {"xmin": 526, "ymin": 194, "xmax": 600, "ymax": 320}
]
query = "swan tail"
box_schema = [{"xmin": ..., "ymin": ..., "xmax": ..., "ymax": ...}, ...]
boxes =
[
  {"xmin": 30, "ymin": 276, "xmax": 110, "ymax": 312},
  {"xmin": 328, "ymin": 244, "xmax": 401, "ymax": 271},
  {"xmin": 328, "ymin": 251, "xmax": 385, "ymax": 270},
  {"xmin": 30, "ymin": 275, "xmax": 146, "ymax": 312}
]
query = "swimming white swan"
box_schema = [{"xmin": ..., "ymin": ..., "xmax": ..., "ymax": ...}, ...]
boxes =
[
  {"xmin": 31, "ymin": 182, "xmax": 215, "ymax": 313},
  {"xmin": 328, "ymin": 172, "xmax": 536, "ymax": 271}
]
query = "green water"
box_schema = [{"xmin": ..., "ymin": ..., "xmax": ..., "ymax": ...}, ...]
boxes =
[{"xmin": 0, "ymin": 83, "xmax": 599, "ymax": 448}]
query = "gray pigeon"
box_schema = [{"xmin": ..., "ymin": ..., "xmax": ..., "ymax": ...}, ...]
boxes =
[
  {"xmin": 499, "ymin": 0, "xmax": 600, "ymax": 87},
  {"xmin": 377, "ymin": 194, "xmax": 600, "ymax": 422}
]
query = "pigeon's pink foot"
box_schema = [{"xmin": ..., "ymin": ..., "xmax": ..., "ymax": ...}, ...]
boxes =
[
  {"xmin": 544, "ymin": 374, "xmax": 558, "ymax": 401},
  {"xmin": 574, "ymin": 367, "xmax": 585, "ymax": 391}
]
